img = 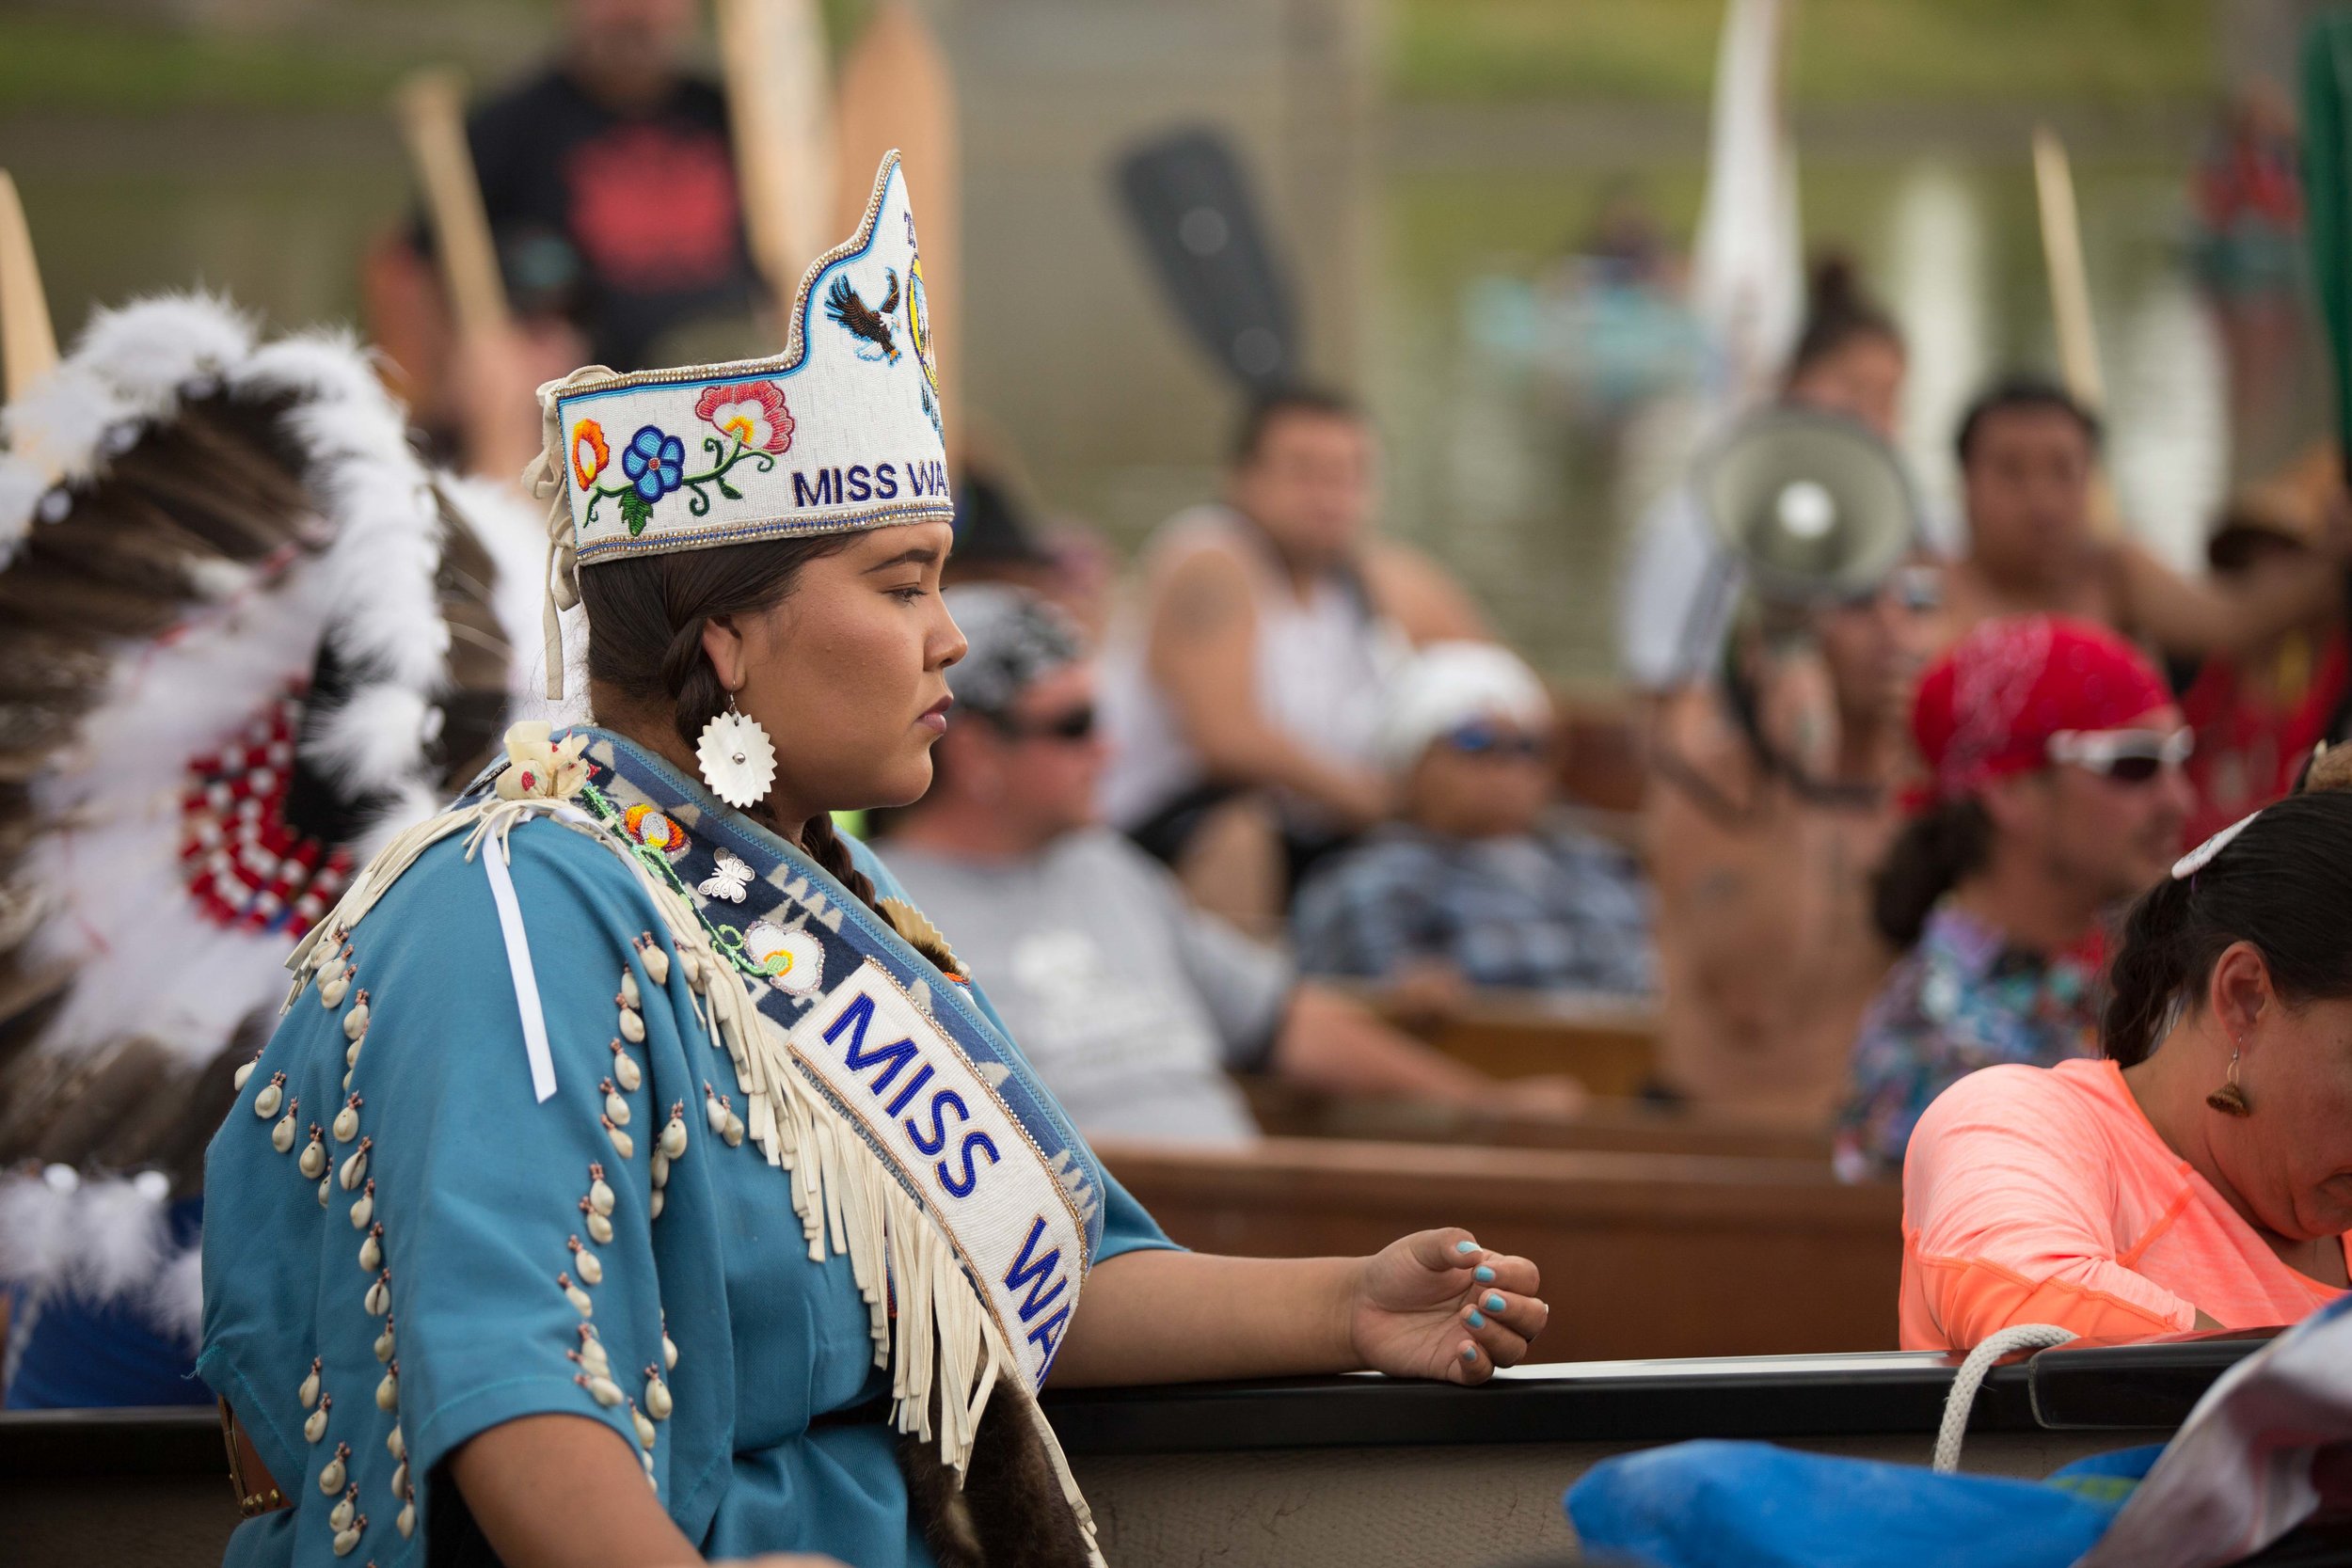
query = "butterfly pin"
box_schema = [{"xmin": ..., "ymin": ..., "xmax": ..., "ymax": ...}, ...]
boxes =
[{"xmin": 697, "ymin": 849, "xmax": 755, "ymax": 903}]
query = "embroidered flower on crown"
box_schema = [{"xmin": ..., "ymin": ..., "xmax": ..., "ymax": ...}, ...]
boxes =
[
  {"xmin": 571, "ymin": 419, "xmax": 611, "ymax": 488},
  {"xmin": 693, "ymin": 381, "xmax": 794, "ymax": 455},
  {"xmin": 495, "ymin": 721, "xmax": 591, "ymax": 802},
  {"xmin": 742, "ymin": 921, "xmax": 825, "ymax": 994},
  {"xmin": 623, "ymin": 427, "xmax": 687, "ymax": 503},
  {"xmin": 876, "ymin": 895, "xmax": 967, "ymax": 981}
]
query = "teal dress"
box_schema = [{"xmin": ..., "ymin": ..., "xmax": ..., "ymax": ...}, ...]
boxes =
[{"xmin": 199, "ymin": 731, "xmax": 1172, "ymax": 1567}]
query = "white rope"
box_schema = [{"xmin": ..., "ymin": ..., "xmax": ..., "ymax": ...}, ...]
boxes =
[
  {"xmin": 479, "ymin": 837, "xmax": 557, "ymax": 1103},
  {"xmin": 1932, "ymin": 1323, "xmax": 2077, "ymax": 1473}
]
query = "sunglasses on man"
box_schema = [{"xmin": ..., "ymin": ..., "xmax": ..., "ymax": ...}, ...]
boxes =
[
  {"xmin": 2046, "ymin": 727, "xmax": 2194, "ymax": 784},
  {"xmin": 989, "ymin": 703, "xmax": 1098, "ymax": 743},
  {"xmin": 1440, "ymin": 720, "xmax": 1548, "ymax": 760}
]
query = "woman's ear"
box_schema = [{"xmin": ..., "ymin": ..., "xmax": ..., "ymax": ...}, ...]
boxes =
[
  {"xmin": 2208, "ymin": 941, "xmax": 2274, "ymax": 1055},
  {"xmin": 700, "ymin": 614, "xmax": 748, "ymax": 693}
]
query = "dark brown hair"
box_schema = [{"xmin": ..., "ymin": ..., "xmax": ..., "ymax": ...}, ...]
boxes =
[
  {"xmin": 579, "ymin": 535, "xmax": 881, "ymax": 911},
  {"xmin": 1870, "ymin": 798, "xmax": 1994, "ymax": 948},
  {"xmin": 1786, "ymin": 254, "xmax": 1903, "ymax": 388},
  {"xmin": 2102, "ymin": 792, "xmax": 2352, "ymax": 1065},
  {"xmin": 1229, "ymin": 385, "xmax": 1362, "ymax": 467}
]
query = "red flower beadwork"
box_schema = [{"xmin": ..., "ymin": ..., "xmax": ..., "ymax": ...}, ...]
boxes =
[
  {"xmin": 692, "ymin": 380, "xmax": 794, "ymax": 454},
  {"xmin": 179, "ymin": 683, "xmax": 352, "ymax": 933}
]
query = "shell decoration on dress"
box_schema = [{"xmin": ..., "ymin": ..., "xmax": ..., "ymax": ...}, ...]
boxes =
[
  {"xmin": 493, "ymin": 721, "xmax": 590, "ymax": 803},
  {"xmin": 610, "ymin": 1037, "xmax": 642, "ymax": 1092},
  {"xmin": 874, "ymin": 895, "xmax": 968, "ymax": 981}
]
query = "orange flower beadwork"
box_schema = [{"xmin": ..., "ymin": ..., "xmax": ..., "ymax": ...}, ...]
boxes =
[
  {"xmin": 571, "ymin": 419, "xmax": 611, "ymax": 489},
  {"xmin": 623, "ymin": 802, "xmax": 689, "ymax": 858}
]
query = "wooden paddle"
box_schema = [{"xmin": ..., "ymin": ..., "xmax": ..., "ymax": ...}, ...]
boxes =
[
  {"xmin": 2032, "ymin": 123, "xmax": 2122, "ymax": 540},
  {"xmin": 833, "ymin": 1, "xmax": 961, "ymax": 458},
  {"xmin": 0, "ymin": 170, "xmax": 57, "ymax": 403},
  {"xmin": 393, "ymin": 68, "xmax": 511, "ymax": 341},
  {"xmin": 714, "ymin": 0, "xmax": 834, "ymax": 324}
]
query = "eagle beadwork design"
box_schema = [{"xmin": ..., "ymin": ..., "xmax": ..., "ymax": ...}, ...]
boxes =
[{"xmin": 825, "ymin": 270, "xmax": 901, "ymax": 364}]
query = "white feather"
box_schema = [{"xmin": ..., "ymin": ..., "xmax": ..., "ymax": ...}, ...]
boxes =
[
  {"xmin": 139, "ymin": 1241, "xmax": 207, "ymax": 1352},
  {"xmin": 66, "ymin": 1176, "xmax": 171, "ymax": 1304},
  {"xmin": 0, "ymin": 1172, "xmax": 75, "ymax": 1291}
]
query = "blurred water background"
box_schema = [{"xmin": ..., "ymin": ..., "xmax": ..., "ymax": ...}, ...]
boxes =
[{"xmin": 0, "ymin": 0, "xmax": 2329, "ymax": 684}]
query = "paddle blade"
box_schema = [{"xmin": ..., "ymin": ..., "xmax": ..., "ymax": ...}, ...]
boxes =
[
  {"xmin": 2305, "ymin": 15, "xmax": 2352, "ymax": 455},
  {"xmin": 833, "ymin": 2, "xmax": 960, "ymax": 455},
  {"xmin": 0, "ymin": 170, "xmax": 56, "ymax": 402},
  {"xmin": 715, "ymin": 0, "xmax": 834, "ymax": 311},
  {"xmin": 1114, "ymin": 128, "xmax": 1298, "ymax": 392}
]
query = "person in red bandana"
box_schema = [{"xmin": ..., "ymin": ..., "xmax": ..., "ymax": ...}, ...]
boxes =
[{"xmin": 1835, "ymin": 616, "xmax": 2195, "ymax": 1180}]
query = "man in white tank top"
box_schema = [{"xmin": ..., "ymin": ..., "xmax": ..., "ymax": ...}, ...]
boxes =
[{"xmin": 1098, "ymin": 388, "xmax": 1488, "ymax": 927}]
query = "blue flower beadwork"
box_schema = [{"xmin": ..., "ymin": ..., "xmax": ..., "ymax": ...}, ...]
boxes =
[{"xmin": 623, "ymin": 426, "xmax": 687, "ymax": 502}]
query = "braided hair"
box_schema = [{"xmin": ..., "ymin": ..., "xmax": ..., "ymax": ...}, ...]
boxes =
[
  {"xmin": 2102, "ymin": 788, "xmax": 2352, "ymax": 1065},
  {"xmin": 580, "ymin": 536, "xmax": 881, "ymax": 913}
]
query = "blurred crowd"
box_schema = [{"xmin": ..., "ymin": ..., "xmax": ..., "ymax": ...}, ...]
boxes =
[{"xmin": 368, "ymin": 0, "xmax": 2352, "ymax": 1183}]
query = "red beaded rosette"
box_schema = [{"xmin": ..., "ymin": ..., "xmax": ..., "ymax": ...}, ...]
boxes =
[{"xmin": 179, "ymin": 684, "xmax": 353, "ymax": 933}]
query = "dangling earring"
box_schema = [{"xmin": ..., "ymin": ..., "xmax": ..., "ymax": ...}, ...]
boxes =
[
  {"xmin": 696, "ymin": 692, "xmax": 777, "ymax": 809},
  {"xmin": 2205, "ymin": 1042, "xmax": 2252, "ymax": 1117}
]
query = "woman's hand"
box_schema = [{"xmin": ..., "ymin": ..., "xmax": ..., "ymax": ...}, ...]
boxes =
[{"xmin": 1347, "ymin": 1229, "xmax": 1548, "ymax": 1385}]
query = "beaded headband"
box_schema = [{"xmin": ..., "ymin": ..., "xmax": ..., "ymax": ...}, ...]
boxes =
[{"xmin": 524, "ymin": 150, "xmax": 950, "ymax": 698}]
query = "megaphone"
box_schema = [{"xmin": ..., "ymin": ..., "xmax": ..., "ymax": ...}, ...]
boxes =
[{"xmin": 1697, "ymin": 407, "xmax": 1922, "ymax": 606}]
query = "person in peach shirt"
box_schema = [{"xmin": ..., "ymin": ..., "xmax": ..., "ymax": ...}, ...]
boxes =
[{"xmin": 1898, "ymin": 767, "xmax": 2352, "ymax": 1351}]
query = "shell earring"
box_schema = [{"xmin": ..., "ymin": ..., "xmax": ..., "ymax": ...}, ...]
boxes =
[
  {"xmin": 2206, "ymin": 1043, "xmax": 2252, "ymax": 1117},
  {"xmin": 696, "ymin": 693, "xmax": 777, "ymax": 809}
]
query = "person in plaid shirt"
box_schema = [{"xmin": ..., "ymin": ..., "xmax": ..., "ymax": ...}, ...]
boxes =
[{"xmin": 1291, "ymin": 643, "xmax": 1654, "ymax": 999}]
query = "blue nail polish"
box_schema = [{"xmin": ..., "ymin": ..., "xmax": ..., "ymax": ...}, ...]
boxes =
[
  {"xmin": 1460, "ymin": 1345, "xmax": 1477, "ymax": 1362},
  {"xmin": 1486, "ymin": 1293, "xmax": 1506, "ymax": 1314},
  {"xmin": 1454, "ymin": 1240, "xmax": 1478, "ymax": 1255},
  {"xmin": 1473, "ymin": 1265, "xmax": 1496, "ymax": 1283},
  {"xmin": 1466, "ymin": 1309, "xmax": 1486, "ymax": 1327}
]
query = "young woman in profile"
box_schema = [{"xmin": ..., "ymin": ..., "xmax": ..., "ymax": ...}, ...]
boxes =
[{"xmin": 199, "ymin": 155, "xmax": 1548, "ymax": 1568}]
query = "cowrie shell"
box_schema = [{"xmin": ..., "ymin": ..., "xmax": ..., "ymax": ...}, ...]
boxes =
[
  {"xmin": 649, "ymin": 1151, "xmax": 670, "ymax": 1188},
  {"xmin": 253, "ymin": 1077, "xmax": 284, "ymax": 1119},
  {"xmin": 299, "ymin": 1358, "xmax": 322, "ymax": 1409},
  {"xmin": 358, "ymin": 1227, "xmax": 382, "ymax": 1273},
  {"xmin": 644, "ymin": 1373, "xmax": 672, "ymax": 1420},
  {"xmin": 639, "ymin": 940, "xmax": 670, "ymax": 987},
  {"xmin": 333, "ymin": 1099, "xmax": 361, "ymax": 1142},
  {"xmin": 299, "ymin": 1132, "xmax": 327, "ymax": 1180},
  {"xmin": 320, "ymin": 968, "xmax": 349, "ymax": 1008},
  {"xmin": 611, "ymin": 1045, "xmax": 642, "ymax": 1093},
  {"xmin": 562, "ymin": 1275, "xmax": 593, "ymax": 1317},
  {"xmin": 331, "ymin": 1522, "xmax": 361, "ymax": 1557},
  {"xmin": 397, "ymin": 1499, "xmax": 415, "ymax": 1539},
  {"xmin": 329, "ymin": 1488, "xmax": 357, "ymax": 1531},
  {"xmin": 390, "ymin": 1457, "xmax": 408, "ymax": 1497},
  {"xmin": 271, "ymin": 1110, "xmax": 298, "ymax": 1154},
  {"xmin": 662, "ymin": 1331, "xmax": 678, "ymax": 1372},
  {"xmin": 342, "ymin": 995, "xmax": 370, "ymax": 1041},
  {"xmin": 722, "ymin": 1112, "xmax": 744, "ymax": 1148},
  {"xmin": 619, "ymin": 973, "xmax": 640, "ymax": 1010},
  {"xmin": 659, "ymin": 1112, "xmax": 688, "ymax": 1160},
  {"xmin": 605, "ymin": 1119, "xmax": 633, "ymax": 1160},
  {"xmin": 603, "ymin": 1085, "xmax": 630, "ymax": 1127},
  {"xmin": 364, "ymin": 1273, "xmax": 389, "ymax": 1317},
  {"xmin": 317, "ymin": 1175, "xmax": 330, "ymax": 1207},
  {"xmin": 375, "ymin": 1365, "xmax": 398, "ymax": 1412},
  {"xmin": 344, "ymin": 1036, "xmax": 363, "ymax": 1069},
  {"xmin": 232, "ymin": 1056, "xmax": 259, "ymax": 1091},
  {"xmin": 305, "ymin": 1403, "xmax": 329, "ymax": 1445},
  {"xmin": 374, "ymin": 1322, "xmax": 395, "ymax": 1364},
  {"xmin": 386, "ymin": 1426, "xmax": 405, "ymax": 1462},
  {"xmin": 349, "ymin": 1182, "xmax": 373, "ymax": 1229},
  {"xmin": 704, "ymin": 1091, "xmax": 728, "ymax": 1135},
  {"xmin": 617, "ymin": 1006, "xmax": 644, "ymax": 1044},
  {"xmin": 632, "ymin": 1405, "xmax": 657, "ymax": 1449},
  {"xmin": 584, "ymin": 1207, "xmax": 613, "ymax": 1245},
  {"xmin": 588, "ymin": 1172, "xmax": 614, "ymax": 1216},
  {"xmin": 648, "ymin": 1188, "xmax": 665, "ymax": 1220},
  {"xmin": 582, "ymin": 1373, "xmax": 622, "ymax": 1407},
  {"xmin": 318, "ymin": 1446, "xmax": 349, "ymax": 1495},
  {"xmin": 339, "ymin": 1143, "xmax": 369, "ymax": 1191}
]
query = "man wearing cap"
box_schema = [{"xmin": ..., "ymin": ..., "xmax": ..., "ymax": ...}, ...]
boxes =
[
  {"xmin": 1290, "ymin": 642, "xmax": 1654, "ymax": 1000},
  {"xmin": 1836, "ymin": 614, "xmax": 2196, "ymax": 1180},
  {"xmin": 877, "ymin": 586, "xmax": 1567, "ymax": 1145}
]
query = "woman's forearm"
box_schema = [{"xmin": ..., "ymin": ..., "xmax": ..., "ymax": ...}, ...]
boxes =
[
  {"xmin": 1049, "ymin": 1250, "xmax": 1359, "ymax": 1386},
  {"xmin": 451, "ymin": 1413, "xmax": 701, "ymax": 1568}
]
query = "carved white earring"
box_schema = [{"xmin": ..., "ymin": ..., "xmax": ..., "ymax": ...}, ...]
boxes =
[{"xmin": 696, "ymin": 694, "xmax": 776, "ymax": 809}]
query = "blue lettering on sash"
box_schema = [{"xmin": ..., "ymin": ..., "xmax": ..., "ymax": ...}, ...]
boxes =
[
  {"xmin": 1025, "ymin": 1304, "xmax": 1072, "ymax": 1374},
  {"xmin": 1002, "ymin": 1216, "xmax": 1069, "ymax": 1323},
  {"xmin": 939, "ymin": 1130, "xmax": 1000, "ymax": 1198},
  {"xmin": 822, "ymin": 993, "xmax": 917, "ymax": 1094},
  {"xmin": 847, "ymin": 464, "xmax": 872, "ymax": 501},
  {"xmin": 906, "ymin": 1087, "xmax": 966, "ymax": 1156},
  {"xmin": 875, "ymin": 462, "xmax": 898, "ymax": 499},
  {"xmin": 882, "ymin": 1061, "xmax": 935, "ymax": 1118},
  {"xmin": 793, "ymin": 468, "xmax": 837, "ymax": 507}
]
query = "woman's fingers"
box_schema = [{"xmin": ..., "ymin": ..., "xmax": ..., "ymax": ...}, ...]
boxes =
[
  {"xmin": 1459, "ymin": 1247, "xmax": 1540, "ymax": 1298},
  {"xmin": 1460, "ymin": 1293, "xmax": 1540, "ymax": 1364}
]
